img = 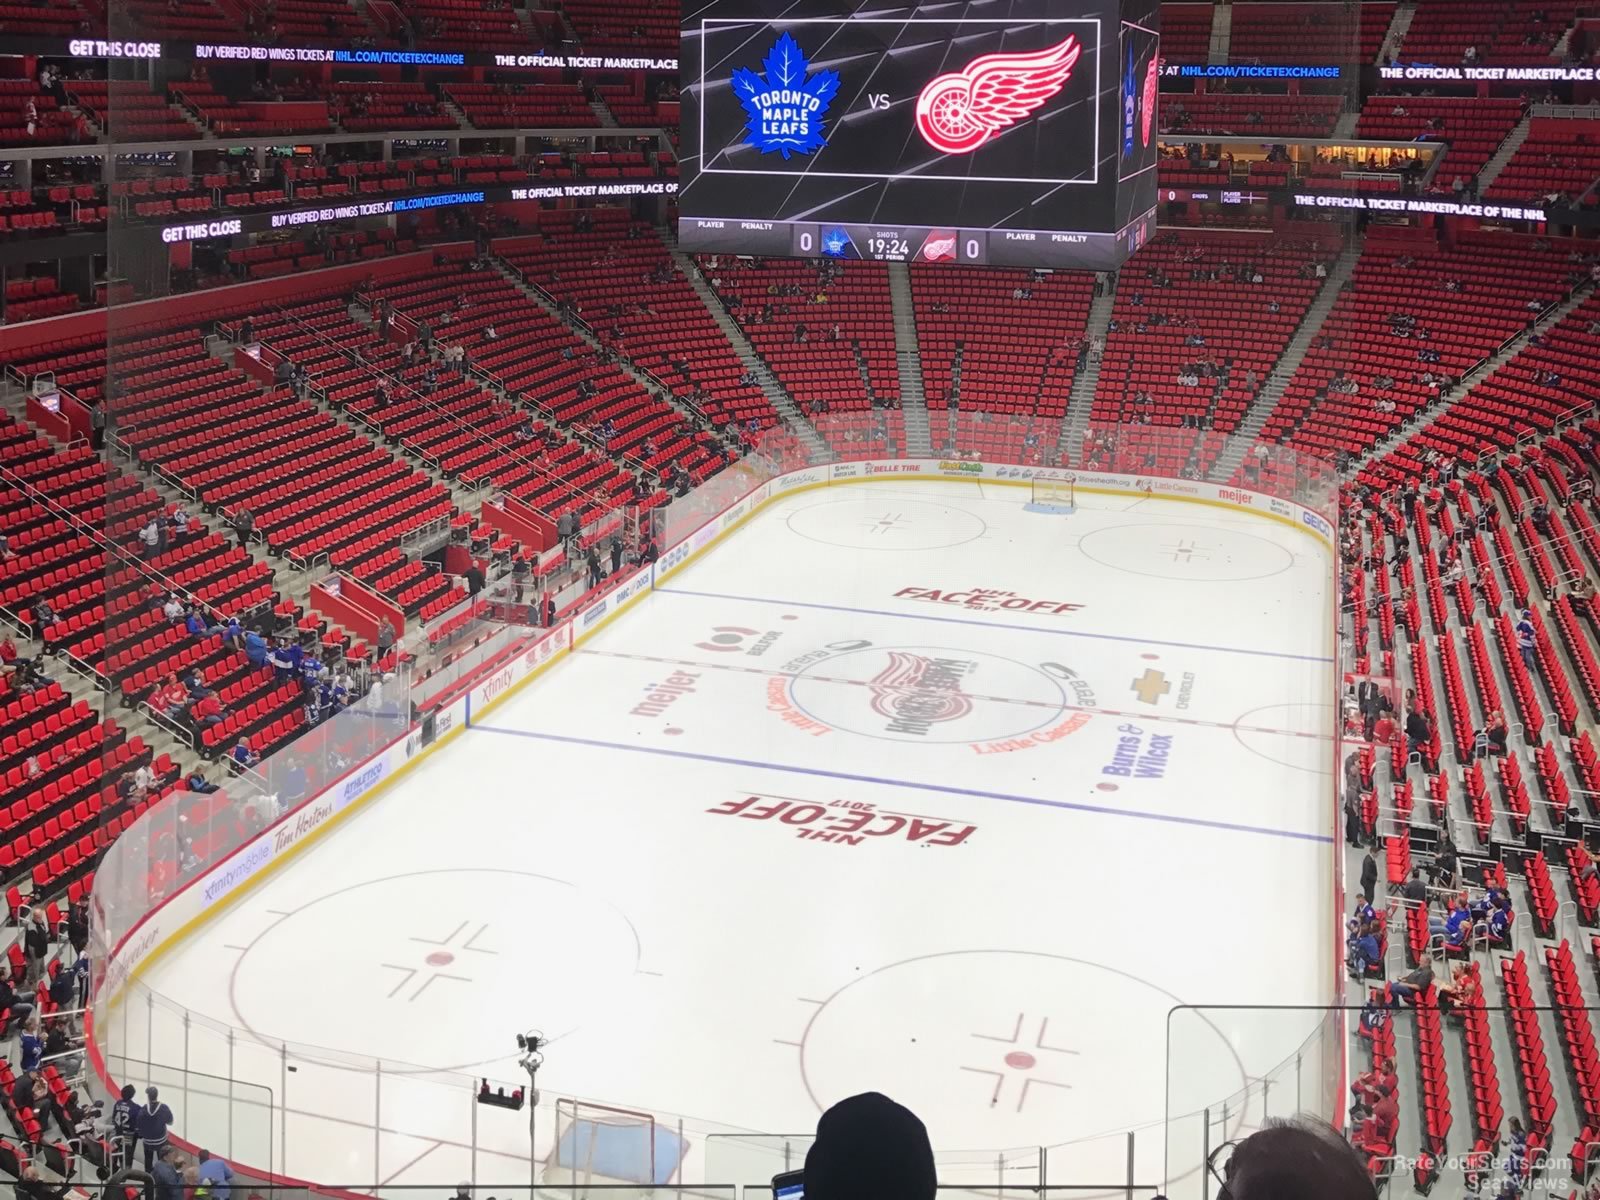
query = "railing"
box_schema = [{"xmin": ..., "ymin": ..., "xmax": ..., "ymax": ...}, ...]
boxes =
[{"xmin": 87, "ymin": 423, "xmax": 1340, "ymax": 1200}]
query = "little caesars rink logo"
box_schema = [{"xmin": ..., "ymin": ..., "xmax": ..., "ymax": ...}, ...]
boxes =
[{"xmin": 769, "ymin": 640, "xmax": 1096, "ymax": 754}]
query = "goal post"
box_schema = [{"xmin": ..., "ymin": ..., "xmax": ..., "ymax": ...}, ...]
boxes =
[
  {"xmin": 1029, "ymin": 473, "xmax": 1077, "ymax": 512},
  {"xmin": 549, "ymin": 1098, "xmax": 685, "ymax": 1187}
]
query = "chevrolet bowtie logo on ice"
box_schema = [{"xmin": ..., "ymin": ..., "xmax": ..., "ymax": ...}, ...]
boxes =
[{"xmin": 1130, "ymin": 668, "xmax": 1171, "ymax": 705}]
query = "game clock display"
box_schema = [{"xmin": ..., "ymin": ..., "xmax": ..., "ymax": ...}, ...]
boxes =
[{"xmin": 679, "ymin": 0, "xmax": 1160, "ymax": 271}]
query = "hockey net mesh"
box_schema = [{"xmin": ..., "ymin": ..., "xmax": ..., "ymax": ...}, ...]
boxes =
[
  {"xmin": 550, "ymin": 1099, "xmax": 659, "ymax": 1186},
  {"xmin": 1030, "ymin": 474, "xmax": 1077, "ymax": 508}
]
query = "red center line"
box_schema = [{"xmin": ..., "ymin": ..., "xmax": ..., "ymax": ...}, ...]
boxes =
[{"xmin": 578, "ymin": 648, "xmax": 1330, "ymax": 741}]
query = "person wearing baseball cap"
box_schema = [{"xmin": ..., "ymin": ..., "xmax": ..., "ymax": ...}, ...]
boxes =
[{"xmin": 803, "ymin": 1092, "xmax": 936, "ymax": 1200}]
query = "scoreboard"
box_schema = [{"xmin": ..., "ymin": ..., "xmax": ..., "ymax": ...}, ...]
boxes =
[{"xmin": 679, "ymin": 0, "xmax": 1160, "ymax": 271}]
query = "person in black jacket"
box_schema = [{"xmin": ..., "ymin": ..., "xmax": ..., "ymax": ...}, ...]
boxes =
[
  {"xmin": 14, "ymin": 1163, "xmax": 66, "ymax": 1200},
  {"xmin": 22, "ymin": 910, "xmax": 48, "ymax": 986},
  {"xmin": 1404, "ymin": 708, "xmax": 1432, "ymax": 764},
  {"xmin": 1360, "ymin": 851, "xmax": 1377, "ymax": 906},
  {"xmin": 110, "ymin": 1084, "xmax": 137, "ymax": 1171}
]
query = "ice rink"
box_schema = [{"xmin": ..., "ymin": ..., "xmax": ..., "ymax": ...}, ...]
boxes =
[{"xmin": 128, "ymin": 478, "xmax": 1338, "ymax": 1194}]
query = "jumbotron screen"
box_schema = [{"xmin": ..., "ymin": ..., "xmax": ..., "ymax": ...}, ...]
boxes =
[{"xmin": 678, "ymin": 0, "xmax": 1160, "ymax": 270}]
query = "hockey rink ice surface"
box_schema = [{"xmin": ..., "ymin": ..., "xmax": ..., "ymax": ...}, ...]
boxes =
[{"xmin": 130, "ymin": 478, "xmax": 1338, "ymax": 1194}]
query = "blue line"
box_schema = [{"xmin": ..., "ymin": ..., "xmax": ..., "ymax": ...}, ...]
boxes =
[
  {"xmin": 471, "ymin": 724, "xmax": 1333, "ymax": 844},
  {"xmin": 655, "ymin": 586, "xmax": 1335, "ymax": 664}
]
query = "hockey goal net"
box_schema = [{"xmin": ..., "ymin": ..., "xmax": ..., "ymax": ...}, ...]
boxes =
[
  {"xmin": 550, "ymin": 1099, "xmax": 662, "ymax": 1186},
  {"xmin": 1029, "ymin": 473, "xmax": 1077, "ymax": 511}
]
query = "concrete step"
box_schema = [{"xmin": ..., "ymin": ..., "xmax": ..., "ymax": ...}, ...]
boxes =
[
  {"xmin": 886, "ymin": 262, "xmax": 929, "ymax": 455},
  {"xmin": 1209, "ymin": 240, "xmax": 1362, "ymax": 482},
  {"xmin": 1057, "ymin": 286, "xmax": 1118, "ymax": 466},
  {"xmin": 1478, "ymin": 116, "xmax": 1532, "ymax": 194},
  {"xmin": 673, "ymin": 251, "xmax": 831, "ymax": 459},
  {"xmin": 1377, "ymin": 0, "xmax": 1417, "ymax": 66}
]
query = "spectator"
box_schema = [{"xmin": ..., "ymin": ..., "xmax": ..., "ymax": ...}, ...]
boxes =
[
  {"xmin": 1400, "ymin": 867, "xmax": 1428, "ymax": 905},
  {"xmin": 1515, "ymin": 608, "xmax": 1536, "ymax": 670},
  {"xmin": 23, "ymin": 909, "xmax": 48, "ymax": 985},
  {"xmin": 196, "ymin": 1150, "xmax": 233, "ymax": 1200},
  {"xmin": 185, "ymin": 769, "xmax": 219, "ymax": 795},
  {"xmin": 138, "ymin": 1087, "xmax": 175, "ymax": 1171},
  {"xmin": 1211, "ymin": 1119, "xmax": 1377, "ymax": 1200},
  {"xmin": 151, "ymin": 673, "xmax": 190, "ymax": 719},
  {"xmin": 1359, "ymin": 850, "xmax": 1377, "ymax": 905},
  {"xmin": 1478, "ymin": 708, "xmax": 1509, "ymax": 757},
  {"xmin": 1506, "ymin": 1117, "xmax": 1529, "ymax": 1180},
  {"xmin": 151, "ymin": 1146, "xmax": 183, "ymax": 1200},
  {"xmin": 9, "ymin": 1071, "xmax": 44, "ymax": 1120},
  {"xmin": 1436, "ymin": 961, "xmax": 1480, "ymax": 1014},
  {"xmin": 110, "ymin": 1084, "xmax": 137, "ymax": 1172},
  {"xmin": 1404, "ymin": 707, "xmax": 1431, "ymax": 761},
  {"xmin": 65, "ymin": 901, "xmax": 88, "ymax": 956},
  {"xmin": 162, "ymin": 594, "xmax": 184, "ymax": 622},
  {"xmin": 0, "ymin": 971, "xmax": 32, "ymax": 1029},
  {"xmin": 464, "ymin": 563, "xmax": 485, "ymax": 597},
  {"xmin": 1350, "ymin": 1090, "xmax": 1400, "ymax": 1164},
  {"xmin": 231, "ymin": 507, "xmax": 254, "ymax": 549},
  {"xmin": 1430, "ymin": 894, "xmax": 1473, "ymax": 947},
  {"xmin": 139, "ymin": 517, "xmax": 162, "ymax": 558},
  {"xmin": 18, "ymin": 1154, "xmax": 73, "ymax": 1200},
  {"xmin": 1383, "ymin": 952, "xmax": 1434, "ymax": 1006},
  {"xmin": 244, "ymin": 628, "xmax": 268, "ymax": 668},
  {"xmin": 803, "ymin": 1092, "xmax": 935, "ymax": 1200},
  {"xmin": 17, "ymin": 1017, "xmax": 41, "ymax": 1073},
  {"xmin": 190, "ymin": 690, "xmax": 224, "ymax": 733},
  {"xmin": 1350, "ymin": 1055, "xmax": 1395, "ymax": 1116},
  {"xmin": 230, "ymin": 737, "xmax": 260, "ymax": 771},
  {"xmin": 267, "ymin": 638, "xmax": 296, "ymax": 679},
  {"xmin": 41, "ymin": 1016, "xmax": 79, "ymax": 1078},
  {"xmin": 376, "ymin": 618, "xmax": 396, "ymax": 658}
]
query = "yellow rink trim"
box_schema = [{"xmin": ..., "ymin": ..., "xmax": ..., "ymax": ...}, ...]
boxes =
[{"xmin": 110, "ymin": 471, "xmax": 1332, "ymax": 1000}]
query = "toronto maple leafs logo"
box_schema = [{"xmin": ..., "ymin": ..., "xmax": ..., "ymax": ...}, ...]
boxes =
[{"xmin": 731, "ymin": 31, "xmax": 841, "ymax": 159}]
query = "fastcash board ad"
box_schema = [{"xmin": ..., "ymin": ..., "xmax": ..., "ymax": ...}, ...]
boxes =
[{"xmin": 679, "ymin": 0, "xmax": 1159, "ymax": 270}]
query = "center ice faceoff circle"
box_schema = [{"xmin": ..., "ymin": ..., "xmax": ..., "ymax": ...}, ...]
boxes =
[
  {"xmin": 1077, "ymin": 522, "xmax": 1294, "ymax": 582},
  {"xmin": 785, "ymin": 645, "xmax": 1074, "ymax": 745},
  {"xmin": 797, "ymin": 950, "xmax": 1248, "ymax": 1152},
  {"xmin": 228, "ymin": 869, "xmax": 640, "ymax": 1071},
  {"xmin": 785, "ymin": 496, "xmax": 988, "ymax": 551}
]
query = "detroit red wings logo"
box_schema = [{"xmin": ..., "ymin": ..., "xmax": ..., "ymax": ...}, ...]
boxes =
[
  {"xmin": 915, "ymin": 37, "xmax": 1081, "ymax": 156},
  {"xmin": 865, "ymin": 651, "xmax": 975, "ymax": 730},
  {"xmin": 1141, "ymin": 55, "xmax": 1158, "ymax": 147}
]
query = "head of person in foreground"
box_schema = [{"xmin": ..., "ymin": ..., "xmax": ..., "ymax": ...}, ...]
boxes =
[
  {"xmin": 1209, "ymin": 1118, "xmax": 1378, "ymax": 1200},
  {"xmin": 803, "ymin": 1092, "xmax": 936, "ymax": 1200}
]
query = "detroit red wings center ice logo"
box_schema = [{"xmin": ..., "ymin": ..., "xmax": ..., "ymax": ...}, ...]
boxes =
[
  {"xmin": 914, "ymin": 37, "xmax": 1082, "ymax": 156},
  {"xmin": 865, "ymin": 651, "xmax": 975, "ymax": 732}
]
